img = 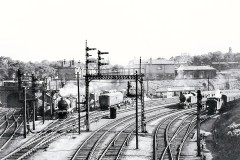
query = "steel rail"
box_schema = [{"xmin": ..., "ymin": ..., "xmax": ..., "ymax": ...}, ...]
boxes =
[
  {"xmin": 100, "ymin": 110, "xmax": 180, "ymax": 160},
  {"xmin": 153, "ymin": 108, "xmax": 195, "ymax": 160},
  {"xmin": 160, "ymin": 112, "xmax": 196, "ymax": 160}
]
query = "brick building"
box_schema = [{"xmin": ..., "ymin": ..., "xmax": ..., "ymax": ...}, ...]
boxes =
[
  {"xmin": 143, "ymin": 58, "xmax": 175, "ymax": 80},
  {"xmin": 57, "ymin": 60, "xmax": 84, "ymax": 80},
  {"xmin": 175, "ymin": 66, "xmax": 216, "ymax": 79}
]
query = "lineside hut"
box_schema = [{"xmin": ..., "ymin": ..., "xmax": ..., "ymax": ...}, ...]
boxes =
[
  {"xmin": 152, "ymin": 87, "xmax": 195, "ymax": 98},
  {"xmin": 175, "ymin": 66, "xmax": 217, "ymax": 79}
]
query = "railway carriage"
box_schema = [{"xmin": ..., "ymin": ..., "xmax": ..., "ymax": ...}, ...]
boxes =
[
  {"xmin": 206, "ymin": 97, "xmax": 223, "ymax": 114},
  {"xmin": 179, "ymin": 89, "xmax": 240, "ymax": 111},
  {"xmin": 206, "ymin": 91, "xmax": 240, "ymax": 114}
]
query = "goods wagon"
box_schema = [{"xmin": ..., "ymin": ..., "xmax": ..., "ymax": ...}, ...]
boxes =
[{"xmin": 99, "ymin": 92, "xmax": 124, "ymax": 110}]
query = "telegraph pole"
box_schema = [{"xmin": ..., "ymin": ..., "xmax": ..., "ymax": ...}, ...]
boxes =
[
  {"xmin": 42, "ymin": 81, "xmax": 45, "ymax": 124},
  {"xmin": 31, "ymin": 74, "xmax": 36, "ymax": 130},
  {"xmin": 197, "ymin": 90, "xmax": 202, "ymax": 156},
  {"xmin": 135, "ymin": 71, "xmax": 139, "ymax": 149},
  {"xmin": 17, "ymin": 69, "xmax": 27, "ymax": 137},
  {"xmin": 77, "ymin": 72, "xmax": 81, "ymax": 134},
  {"xmin": 140, "ymin": 57, "xmax": 145, "ymax": 133},
  {"xmin": 23, "ymin": 87, "xmax": 27, "ymax": 138},
  {"xmin": 85, "ymin": 40, "xmax": 90, "ymax": 131},
  {"xmin": 50, "ymin": 91, "xmax": 54, "ymax": 118}
]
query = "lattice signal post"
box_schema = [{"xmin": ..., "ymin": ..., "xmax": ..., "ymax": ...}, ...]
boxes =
[{"xmin": 85, "ymin": 41, "xmax": 145, "ymax": 149}]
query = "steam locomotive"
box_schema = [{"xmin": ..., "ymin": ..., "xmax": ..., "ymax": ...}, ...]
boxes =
[
  {"xmin": 179, "ymin": 92, "xmax": 197, "ymax": 109},
  {"xmin": 179, "ymin": 90, "xmax": 226, "ymax": 109},
  {"xmin": 56, "ymin": 97, "xmax": 77, "ymax": 118}
]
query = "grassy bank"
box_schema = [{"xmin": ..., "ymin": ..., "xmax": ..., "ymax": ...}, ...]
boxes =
[{"xmin": 211, "ymin": 101, "xmax": 240, "ymax": 160}]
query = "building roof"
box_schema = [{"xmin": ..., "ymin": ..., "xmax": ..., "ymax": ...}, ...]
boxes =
[
  {"xmin": 176, "ymin": 65, "xmax": 216, "ymax": 71},
  {"xmin": 212, "ymin": 62, "xmax": 239, "ymax": 64},
  {"xmin": 144, "ymin": 59, "xmax": 174, "ymax": 65},
  {"xmin": 155, "ymin": 86, "xmax": 195, "ymax": 92}
]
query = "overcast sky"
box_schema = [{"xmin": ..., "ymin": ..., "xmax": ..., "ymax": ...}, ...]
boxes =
[{"xmin": 0, "ymin": 0, "xmax": 240, "ymax": 65}]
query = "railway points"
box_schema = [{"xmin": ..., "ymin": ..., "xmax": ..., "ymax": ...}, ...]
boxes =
[
  {"xmin": 0, "ymin": 91, "xmax": 240, "ymax": 160},
  {"xmin": 1, "ymin": 51, "xmax": 240, "ymax": 160}
]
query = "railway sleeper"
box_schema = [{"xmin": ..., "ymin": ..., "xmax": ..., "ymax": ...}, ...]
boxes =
[
  {"xmin": 156, "ymin": 143, "xmax": 165, "ymax": 148},
  {"xmin": 105, "ymin": 150, "xmax": 120, "ymax": 154},
  {"xmin": 79, "ymin": 147, "xmax": 93, "ymax": 151},
  {"xmin": 108, "ymin": 146, "xmax": 122, "ymax": 150},
  {"xmin": 156, "ymin": 138, "xmax": 165, "ymax": 143},
  {"xmin": 114, "ymin": 141, "xmax": 125, "ymax": 146},
  {"xmin": 161, "ymin": 153, "xmax": 171, "ymax": 159},
  {"xmin": 74, "ymin": 152, "xmax": 89, "ymax": 157},
  {"xmin": 170, "ymin": 143, "xmax": 180, "ymax": 148},
  {"xmin": 74, "ymin": 155, "xmax": 89, "ymax": 160}
]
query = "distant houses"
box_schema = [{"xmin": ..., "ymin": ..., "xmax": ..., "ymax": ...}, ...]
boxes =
[
  {"xmin": 131, "ymin": 58, "xmax": 217, "ymax": 80},
  {"xmin": 57, "ymin": 59, "xmax": 84, "ymax": 80},
  {"xmin": 56, "ymin": 57, "xmax": 238, "ymax": 81}
]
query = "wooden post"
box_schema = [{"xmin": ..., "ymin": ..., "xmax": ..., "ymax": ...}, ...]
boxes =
[
  {"xmin": 135, "ymin": 71, "xmax": 139, "ymax": 149},
  {"xmin": 23, "ymin": 87, "xmax": 27, "ymax": 138},
  {"xmin": 77, "ymin": 72, "xmax": 81, "ymax": 134}
]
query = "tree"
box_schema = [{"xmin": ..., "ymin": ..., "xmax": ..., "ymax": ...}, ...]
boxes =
[
  {"xmin": 34, "ymin": 62, "xmax": 56, "ymax": 79},
  {"xmin": 191, "ymin": 55, "xmax": 202, "ymax": 66}
]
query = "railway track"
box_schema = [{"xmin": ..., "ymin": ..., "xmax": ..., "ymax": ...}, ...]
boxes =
[
  {"xmin": 153, "ymin": 108, "xmax": 196, "ymax": 160},
  {"xmin": 0, "ymin": 108, "xmax": 23, "ymax": 152},
  {"xmin": 177, "ymin": 114, "xmax": 212, "ymax": 160},
  {"xmin": 97, "ymin": 109, "xmax": 188, "ymax": 160},
  {"xmin": 153, "ymin": 107, "xmax": 210, "ymax": 160},
  {"xmin": 0, "ymin": 116, "xmax": 78, "ymax": 160},
  {"xmin": 70, "ymin": 103, "xmax": 179, "ymax": 160},
  {"xmin": 0, "ymin": 99, "xmax": 177, "ymax": 160}
]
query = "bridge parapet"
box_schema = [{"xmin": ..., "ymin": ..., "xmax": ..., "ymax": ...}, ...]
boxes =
[{"xmin": 0, "ymin": 86, "xmax": 20, "ymax": 107}]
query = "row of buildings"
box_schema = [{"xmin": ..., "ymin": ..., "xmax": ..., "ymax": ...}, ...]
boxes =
[
  {"xmin": 142, "ymin": 58, "xmax": 216, "ymax": 80},
  {"xmin": 57, "ymin": 58, "xmax": 217, "ymax": 80}
]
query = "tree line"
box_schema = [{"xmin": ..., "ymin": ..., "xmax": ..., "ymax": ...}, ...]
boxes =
[
  {"xmin": 1, "ymin": 51, "xmax": 240, "ymax": 80},
  {"xmin": 0, "ymin": 57, "xmax": 58, "ymax": 80},
  {"xmin": 172, "ymin": 51, "xmax": 240, "ymax": 70},
  {"xmin": 0, "ymin": 56, "xmax": 123, "ymax": 81}
]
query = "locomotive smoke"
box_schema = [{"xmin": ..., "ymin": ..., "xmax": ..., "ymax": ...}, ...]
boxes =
[
  {"xmin": 59, "ymin": 80, "xmax": 125, "ymax": 98},
  {"xmin": 59, "ymin": 83, "xmax": 81, "ymax": 98}
]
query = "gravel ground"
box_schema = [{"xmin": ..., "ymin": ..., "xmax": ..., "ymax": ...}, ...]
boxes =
[
  {"xmin": 0, "ymin": 120, "xmax": 53, "ymax": 159},
  {"xmin": 0, "ymin": 100, "xmax": 194, "ymax": 160},
  {"xmin": 182, "ymin": 115, "xmax": 219, "ymax": 160}
]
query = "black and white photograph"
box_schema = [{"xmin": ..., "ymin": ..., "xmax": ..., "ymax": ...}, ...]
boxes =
[{"xmin": 0, "ymin": 0, "xmax": 240, "ymax": 160}]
